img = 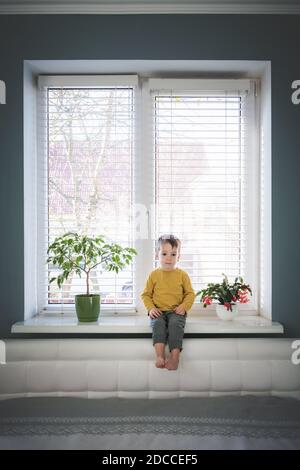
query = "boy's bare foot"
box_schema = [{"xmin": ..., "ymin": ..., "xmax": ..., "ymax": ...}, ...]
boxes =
[
  {"xmin": 155, "ymin": 356, "xmax": 166, "ymax": 368},
  {"xmin": 165, "ymin": 357, "xmax": 179, "ymax": 370}
]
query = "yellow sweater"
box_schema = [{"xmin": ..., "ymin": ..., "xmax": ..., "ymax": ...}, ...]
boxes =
[{"xmin": 141, "ymin": 268, "xmax": 195, "ymax": 314}]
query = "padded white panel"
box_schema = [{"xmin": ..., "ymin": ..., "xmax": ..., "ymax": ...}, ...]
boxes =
[
  {"xmin": 179, "ymin": 361, "xmax": 211, "ymax": 391},
  {"xmin": 0, "ymin": 338, "xmax": 299, "ymax": 400},
  {"xmin": 119, "ymin": 361, "xmax": 149, "ymax": 391},
  {"xmin": 241, "ymin": 361, "xmax": 272, "ymax": 391},
  {"xmin": 211, "ymin": 361, "xmax": 242, "ymax": 391},
  {"xmin": 87, "ymin": 362, "xmax": 118, "ymax": 392},
  {"xmin": 183, "ymin": 340, "xmax": 238, "ymax": 360},
  {"xmin": 237, "ymin": 340, "xmax": 292, "ymax": 359},
  {"xmin": 271, "ymin": 361, "xmax": 300, "ymax": 390},
  {"xmin": 27, "ymin": 362, "xmax": 58, "ymax": 393},
  {"xmin": 0, "ymin": 363, "xmax": 27, "ymax": 394}
]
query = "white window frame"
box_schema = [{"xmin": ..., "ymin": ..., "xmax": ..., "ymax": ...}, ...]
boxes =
[
  {"xmin": 139, "ymin": 78, "xmax": 259, "ymax": 316},
  {"xmin": 37, "ymin": 75, "xmax": 139, "ymax": 316},
  {"xmin": 29, "ymin": 72, "xmax": 262, "ymax": 318}
]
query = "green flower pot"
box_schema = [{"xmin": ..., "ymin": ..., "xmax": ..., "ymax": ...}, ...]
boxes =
[{"xmin": 75, "ymin": 294, "xmax": 100, "ymax": 322}]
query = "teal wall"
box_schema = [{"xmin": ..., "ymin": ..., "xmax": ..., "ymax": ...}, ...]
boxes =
[{"xmin": 0, "ymin": 15, "xmax": 299, "ymax": 337}]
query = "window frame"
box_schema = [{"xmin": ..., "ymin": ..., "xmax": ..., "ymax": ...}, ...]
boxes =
[
  {"xmin": 35, "ymin": 74, "xmax": 260, "ymax": 317},
  {"xmin": 37, "ymin": 75, "xmax": 139, "ymax": 315},
  {"xmin": 139, "ymin": 78, "xmax": 260, "ymax": 316}
]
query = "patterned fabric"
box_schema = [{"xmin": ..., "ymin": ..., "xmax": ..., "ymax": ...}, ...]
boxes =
[
  {"xmin": 1, "ymin": 396, "xmax": 300, "ymax": 440},
  {"xmin": 1, "ymin": 415, "xmax": 300, "ymax": 438}
]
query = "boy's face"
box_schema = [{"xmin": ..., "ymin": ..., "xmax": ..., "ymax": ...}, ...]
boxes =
[{"xmin": 157, "ymin": 242, "xmax": 180, "ymax": 271}]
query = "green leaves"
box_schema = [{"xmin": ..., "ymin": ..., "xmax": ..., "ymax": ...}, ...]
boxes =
[
  {"xmin": 196, "ymin": 273, "xmax": 252, "ymax": 306},
  {"xmin": 46, "ymin": 232, "xmax": 137, "ymax": 295}
]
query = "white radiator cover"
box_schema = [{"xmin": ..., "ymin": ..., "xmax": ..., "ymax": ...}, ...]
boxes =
[{"xmin": 0, "ymin": 338, "xmax": 299, "ymax": 400}]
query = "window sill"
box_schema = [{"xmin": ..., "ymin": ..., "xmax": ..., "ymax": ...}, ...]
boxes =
[{"xmin": 11, "ymin": 315, "xmax": 284, "ymax": 334}]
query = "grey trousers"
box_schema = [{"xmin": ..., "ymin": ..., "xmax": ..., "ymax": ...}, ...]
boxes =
[{"xmin": 150, "ymin": 310, "xmax": 187, "ymax": 352}]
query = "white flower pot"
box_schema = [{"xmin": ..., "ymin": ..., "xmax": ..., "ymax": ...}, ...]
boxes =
[{"xmin": 216, "ymin": 303, "xmax": 238, "ymax": 321}]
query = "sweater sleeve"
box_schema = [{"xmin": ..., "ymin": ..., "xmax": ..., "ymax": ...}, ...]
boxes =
[
  {"xmin": 140, "ymin": 273, "xmax": 156, "ymax": 314},
  {"xmin": 181, "ymin": 272, "xmax": 196, "ymax": 312}
]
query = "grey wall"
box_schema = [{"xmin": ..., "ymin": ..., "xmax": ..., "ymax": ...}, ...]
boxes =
[{"xmin": 0, "ymin": 15, "xmax": 299, "ymax": 338}]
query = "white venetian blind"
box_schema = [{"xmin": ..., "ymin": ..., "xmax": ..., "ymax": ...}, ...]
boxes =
[
  {"xmin": 37, "ymin": 75, "xmax": 137, "ymax": 312},
  {"xmin": 150, "ymin": 79, "xmax": 257, "ymax": 305}
]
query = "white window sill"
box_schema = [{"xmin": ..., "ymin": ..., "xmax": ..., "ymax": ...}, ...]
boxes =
[{"xmin": 12, "ymin": 315, "xmax": 284, "ymax": 334}]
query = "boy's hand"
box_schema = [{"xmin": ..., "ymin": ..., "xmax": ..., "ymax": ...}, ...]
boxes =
[
  {"xmin": 174, "ymin": 304, "xmax": 186, "ymax": 315},
  {"xmin": 149, "ymin": 307, "xmax": 162, "ymax": 319}
]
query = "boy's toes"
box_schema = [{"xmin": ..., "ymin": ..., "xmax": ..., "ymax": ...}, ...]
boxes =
[
  {"xmin": 155, "ymin": 357, "xmax": 165, "ymax": 368},
  {"xmin": 165, "ymin": 359, "xmax": 179, "ymax": 370}
]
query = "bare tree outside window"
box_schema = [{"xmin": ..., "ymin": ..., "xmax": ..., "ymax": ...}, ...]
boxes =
[{"xmin": 47, "ymin": 87, "xmax": 134, "ymax": 305}]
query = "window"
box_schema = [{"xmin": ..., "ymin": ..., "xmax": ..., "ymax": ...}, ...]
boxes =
[
  {"xmin": 37, "ymin": 75, "xmax": 258, "ymax": 315},
  {"xmin": 38, "ymin": 76, "xmax": 137, "ymax": 312},
  {"xmin": 150, "ymin": 79, "xmax": 258, "ymax": 313}
]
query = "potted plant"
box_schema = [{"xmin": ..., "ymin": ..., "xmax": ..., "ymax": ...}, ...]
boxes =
[
  {"xmin": 196, "ymin": 273, "xmax": 252, "ymax": 321},
  {"xmin": 46, "ymin": 232, "xmax": 137, "ymax": 322}
]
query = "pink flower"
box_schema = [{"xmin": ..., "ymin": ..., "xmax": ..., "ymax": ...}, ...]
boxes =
[
  {"xmin": 232, "ymin": 296, "xmax": 237, "ymax": 302},
  {"xmin": 203, "ymin": 295, "xmax": 212, "ymax": 305},
  {"xmin": 238, "ymin": 290, "xmax": 249, "ymax": 303}
]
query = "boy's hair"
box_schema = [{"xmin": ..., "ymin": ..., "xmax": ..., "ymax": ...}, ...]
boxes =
[{"xmin": 156, "ymin": 234, "xmax": 181, "ymax": 251}]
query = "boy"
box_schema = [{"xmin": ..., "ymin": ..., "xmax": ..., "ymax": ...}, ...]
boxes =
[{"xmin": 141, "ymin": 235, "xmax": 195, "ymax": 370}]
